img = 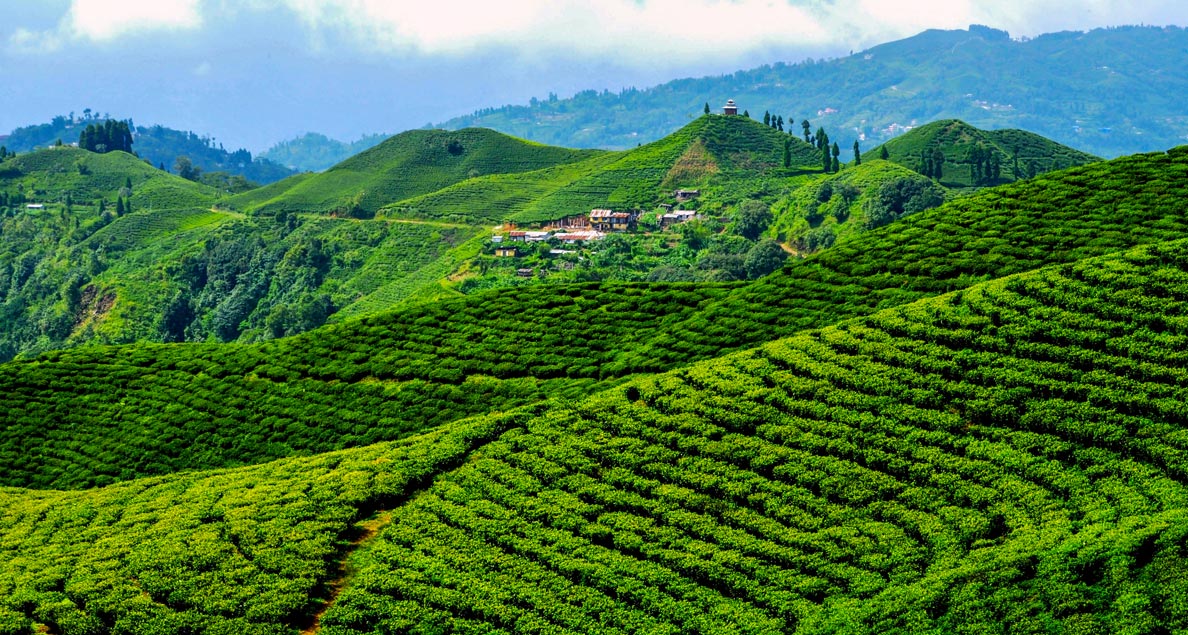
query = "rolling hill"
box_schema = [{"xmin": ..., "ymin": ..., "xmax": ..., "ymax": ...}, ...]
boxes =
[
  {"xmin": 227, "ymin": 128, "xmax": 605, "ymax": 217},
  {"xmin": 3, "ymin": 144, "xmax": 1186, "ymax": 493},
  {"xmin": 866, "ymin": 119, "xmax": 1101, "ymax": 187},
  {"xmin": 436, "ymin": 25, "xmax": 1188, "ymax": 159},
  {"xmin": 380, "ymin": 113, "xmax": 822, "ymax": 225},
  {"xmin": 3, "ymin": 114, "xmax": 295, "ymax": 184}
]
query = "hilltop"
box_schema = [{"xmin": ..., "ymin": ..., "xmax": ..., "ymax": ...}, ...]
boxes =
[
  {"xmin": 3, "ymin": 113, "xmax": 295, "ymax": 184},
  {"xmin": 228, "ymin": 128, "xmax": 604, "ymax": 218},
  {"xmin": 436, "ymin": 25, "xmax": 1188, "ymax": 159},
  {"xmin": 258, "ymin": 131, "xmax": 392, "ymax": 172},
  {"xmin": 868, "ymin": 119, "xmax": 1100, "ymax": 187},
  {"xmin": 382, "ymin": 113, "xmax": 821, "ymax": 225}
]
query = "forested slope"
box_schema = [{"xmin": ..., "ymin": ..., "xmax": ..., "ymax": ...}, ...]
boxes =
[{"xmin": 4, "ymin": 236, "xmax": 1188, "ymax": 633}]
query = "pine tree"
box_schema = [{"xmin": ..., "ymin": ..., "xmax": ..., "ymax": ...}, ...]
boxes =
[
  {"xmin": 880, "ymin": 146, "xmax": 890, "ymax": 160},
  {"xmin": 816, "ymin": 127, "xmax": 828, "ymax": 150},
  {"xmin": 802, "ymin": 120, "xmax": 811, "ymax": 143},
  {"xmin": 763, "ymin": 111, "xmax": 771, "ymax": 126},
  {"xmin": 115, "ymin": 198, "xmax": 125, "ymax": 216},
  {"xmin": 704, "ymin": 102, "xmax": 710, "ymax": 115},
  {"xmin": 742, "ymin": 110, "xmax": 750, "ymax": 118},
  {"xmin": 782, "ymin": 140, "xmax": 791, "ymax": 168},
  {"xmin": 853, "ymin": 140, "xmax": 861, "ymax": 165},
  {"xmin": 776, "ymin": 115, "xmax": 784, "ymax": 132},
  {"xmin": 931, "ymin": 149, "xmax": 945, "ymax": 180},
  {"xmin": 822, "ymin": 144, "xmax": 832, "ymax": 173}
]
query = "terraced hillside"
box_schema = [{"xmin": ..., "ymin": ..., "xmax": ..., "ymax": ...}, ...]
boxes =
[
  {"xmin": 4, "ymin": 237, "xmax": 1188, "ymax": 633},
  {"xmin": 227, "ymin": 128, "xmax": 604, "ymax": 217},
  {"xmin": 381, "ymin": 113, "xmax": 823, "ymax": 224},
  {"xmin": 3, "ymin": 145, "xmax": 1187, "ymax": 493},
  {"xmin": 866, "ymin": 119, "xmax": 1100, "ymax": 188}
]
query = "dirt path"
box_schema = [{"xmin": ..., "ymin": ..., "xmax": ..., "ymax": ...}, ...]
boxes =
[{"xmin": 298, "ymin": 511, "xmax": 395, "ymax": 635}]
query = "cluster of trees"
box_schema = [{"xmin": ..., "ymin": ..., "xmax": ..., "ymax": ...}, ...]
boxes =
[
  {"xmin": 968, "ymin": 144, "xmax": 1003, "ymax": 184},
  {"xmin": 78, "ymin": 120, "xmax": 133, "ymax": 154},
  {"xmin": 863, "ymin": 176, "xmax": 945, "ymax": 229}
]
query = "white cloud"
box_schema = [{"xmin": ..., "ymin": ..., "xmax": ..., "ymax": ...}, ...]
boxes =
[
  {"xmin": 261, "ymin": 0, "xmax": 834, "ymax": 62},
  {"xmin": 65, "ymin": 0, "xmax": 202, "ymax": 41}
]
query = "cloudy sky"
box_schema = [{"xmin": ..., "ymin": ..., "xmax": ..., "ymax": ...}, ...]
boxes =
[{"xmin": 3, "ymin": 0, "xmax": 1186, "ymax": 151}]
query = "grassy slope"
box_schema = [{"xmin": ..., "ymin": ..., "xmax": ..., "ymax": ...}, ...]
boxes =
[
  {"xmin": 0, "ymin": 147, "xmax": 219, "ymax": 210},
  {"xmin": 226, "ymin": 128, "xmax": 604, "ymax": 217},
  {"xmin": 866, "ymin": 119, "xmax": 1100, "ymax": 187},
  {"xmin": 2, "ymin": 146, "xmax": 1187, "ymax": 491},
  {"xmin": 381, "ymin": 115, "xmax": 822, "ymax": 225},
  {"xmin": 4, "ymin": 238, "xmax": 1188, "ymax": 633}
]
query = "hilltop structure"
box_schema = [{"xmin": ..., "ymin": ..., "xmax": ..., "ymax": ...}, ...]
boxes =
[{"xmin": 723, "ymin": 99, "xmax": 738, "ymax": 115}]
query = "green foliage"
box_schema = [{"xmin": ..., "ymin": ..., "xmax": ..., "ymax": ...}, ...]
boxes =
[
  {"xmin": 0, "ymin": 414, "xmax": 514, "ymax": 635},
  {"xmin": 321, "ymin": 238, "xmax": 1188, "ymax": 634}
]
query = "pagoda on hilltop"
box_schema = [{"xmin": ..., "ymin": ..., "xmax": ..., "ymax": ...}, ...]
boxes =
[{"xmin": 723, "ymin": 99, "xmax": 738, "ymax": 115}]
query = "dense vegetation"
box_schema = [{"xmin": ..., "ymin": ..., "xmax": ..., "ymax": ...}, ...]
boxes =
[
  {"xmin": 3, "ymin": 112, "xmax": 294, "ymax": 184},
  {"xmin": 3, "ymin": 145, "xmax": 1187, "ymax": 493},
  {"xmin": 0, "ymin": 282, "xmax": 731, "ymax": 489},
  {"xmin": 0, "ymin": 413, "xmax": 517, "ymax": 635},
  {"xmin": 4, "ymin": 236, "xmax": 1188, "ymax": 633},
  {"xmin": 437, "ymin": 25, "xmax": 1188, "ymax": 159},
  {"xmin": 319, "ymin": 238, "xmax": 1188, "ymax": 634}
]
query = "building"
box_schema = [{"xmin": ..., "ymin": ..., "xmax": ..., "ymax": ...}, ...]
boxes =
[
  {"xmin": 673, "ymin": 189, "xmax": 700, "ymax": 201},
  {"xmin": 590, "ymin": 209, "xmax": 637, "ymax": 232},
  {"xmin": 516, "ymin": 268, "xmax": 535, "ymax": 278},
  {"xmin": 508, "ymin": 231, "xmax": 527, "ymax": 242},
  {"xmin": 723, "ymin": 99, "xmax": 738, "ymax": 115},
  {"xmin": 25, "ymin": 204, "xmax": 45, "ymax": 210},
  {"xmin": 554, "ymin": 231, "xmax": 605, "ymax": 244},
  {"xmin": 660, "ymin": 210, "xmax": 699, "ymax": 227},
  {"xmin": 524, "ymin": 231, "xmax": 551, "ymax": 242},
  {"xmin": 491, "ymin": 234, "xmax": 504, "ymax": 243},
  {"xmin": 495, "ymin": 247, "xmax": 518, "ymax": 257}
]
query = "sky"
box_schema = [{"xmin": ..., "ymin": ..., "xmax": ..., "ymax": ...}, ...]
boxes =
[{"xmin": 3, "ymin": 0, "xmax": 1187, "ymax": 152}]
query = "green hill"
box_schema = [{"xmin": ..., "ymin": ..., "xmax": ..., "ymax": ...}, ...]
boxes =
[
  {"xmin": 770, "ymin": 159, "xmax": 945, "ymax": 252},
  {"xmin": 3, "ymin": 145, "xmax": 1187, "ymax": 492},
  {"xmin": 4, "ymin": 114, "xmax": 295, "ymax": 184},
  {"xmin": 867, "ymin": 119, "xmax": 1100, "ymax": 187},
  {"xmin": 4, "ymin": 237, "xmax": 1188, "ymax": 633},
  {"xmin": 0, "ymin": 146, "xmax": 219, "ymax": 210},
  {"xmin": 435, "ymin": 25, "xmax": 1188, "ymax": 159},
  {"xmin": 227, "ymin": 128, "xmax": 604, "ymax": 217},
  {"xmin": 382, "ymin": 114, "xmax": 822, "ymax": 225}
]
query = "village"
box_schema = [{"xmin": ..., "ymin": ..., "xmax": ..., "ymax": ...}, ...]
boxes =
[{"xmin": 489, "ymin": 188, "xmax": 704, "ymax": 269}]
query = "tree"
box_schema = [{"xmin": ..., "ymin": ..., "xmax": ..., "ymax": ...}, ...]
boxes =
[
  {"xmin": 853, "ymin": 140, "xmax": 861, "ymax": 166},
  {"xmin": 880, "ymin": 146, "xmax": 890, "ymax": 160},
  {"xmin": 744, "ymin": 239, "xmax": 787, "ymax": 279},
  {"xmin": 782, "ymin": 140, "xmax": 791, "ymax": 168},
  {"xmin": 802, "ymin": 120, "xmax": 811, "ymax": 143},
  {"xmin": 931, "ymin": 148, "xmax": 945, "ymax": 180},
  {"xmin": 704, "ymin": 102, "xmax": 710, "ymax": 115},
  {"xmin": 823, "ymin": 144, "xmax": 832, "ymax": 173},
  {"xmin": 776, "ymin": 115, "xmax": 784, "ymax": 131},
  {"xmin": 734, "ymin": 199, "xmax": 772, "ymax": 241},
  {"xmin": 115, "ymin": 198, "xmax": 125, "ymax": 216},
  {"xmin": 763, "ymin": 111, "xmax": 771, "ymax": 127},
  {"xmin": 742, "ymin": 110, "xmax": 750, "ymax": 118},
  {"xmin": 174, "ymin": 156, "xmax": 201, "ymax": 181}
]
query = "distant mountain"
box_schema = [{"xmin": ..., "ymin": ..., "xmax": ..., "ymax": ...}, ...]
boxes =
[
  {"xmin": 3, "ymin": 114, "xmax": 296, "ymax": 184},
  {"xmin": 436, "ymin": 24, "xmax": 1188, "ymax": 159},
  {"xmin": 258, "ymin": 132, "xmax": 390, "ymax": 172}
]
